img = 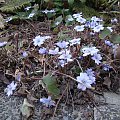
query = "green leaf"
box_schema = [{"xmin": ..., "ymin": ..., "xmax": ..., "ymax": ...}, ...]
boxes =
[
  {"xmin": 99, "ymin": 28, "xmax": 111, "ymax": 39},
  {"xmin": 68, "ymin": 0, "xmax": 74, "ymax": 5},
  {"xmin": 80, "ymin": 0, "xmax": 86, "ymax": 3},
  {"xmin": 52, "ymin": 15, "xmax": 63, "ymax": 28},
  {"xmin": 0, "ymin": 0, "xmax": 30, "ymax": 13},
  {"xmin": 44, "ymin": 0, "xmax": 50, "ymax": 2},
  {"xmin": 43, "ymin": 74, "xmax": 60, "ymax": 97},
  {"xmin": 111, "ymin": 35, "xmax": 120, "ymax": 43}
]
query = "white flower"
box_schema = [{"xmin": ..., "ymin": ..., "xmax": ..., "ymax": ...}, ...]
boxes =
[
  {"xmin": 93, "ymin": 24, "xmax": 104, "ymax": 32},
  {"xmin": 0, "ymin": 41, "xmax": 7, "ymax": 47},
  {"xmin": 68, "ymin": 16, "xmax": 74, "ymax": 21},
  {"xmin": 55, "ymin": 21, "xmax": 60, "ymax": 26},
  {"xmin": 74, "ymin": 25, "xmax": 85, "ymax": 32},
  {"xmin": 40, "ymin": 96, "xmax": 55, "ymax": 107},
  {"xmin": 5, "ymin": 17, "xmax": 12, "ymax": 22},
  {"xmin": 91, "ymin": 16, "xmax": 102, "ymax": 22},
  {"xmin": 107, "ymin": 27, "xmax": 113, "ymax": 32},
  {"xmin": 73, "ymin": 13, "xmax": 82, "ymax": 18},
  {"xmin": 4, "ymin": 81, "xmax": 17, "ymax": 96},
  {"xmin": 91, "ymin": 53, "xmax": 102, "ymax": 65},
  {"xmin": 69, "ymin": 38, "xmax": 81, "ymax": 46},
  {"xmin": 111, "ymin": 18, "xmax": 118, "ymax": 23},
  {"xmin": 90, "ymin": 32, "xmax": 95, "ymax": 35},
  {"xmin": 58, "ymin": 50, "xmax": 73, "ymax": 62},
  {"xmin": 33, "ymin": 35, "xmax": 51, "ymax": 47},
  {"xmin": 24, "ymin": 6, "xmax": 31, "ymax": 11},
  {"xmin": 76, "ymin": 73, "xmax": 92, "ymax": 91},
  {"xmin": 76, "ymin": 17, "xmax": 86, "ymax": 23},
  {"xmin": 49, "ymin": 47, "xmax": 59, "ymax": 55},
  {"xmin": 56, "ymin": 41, "xmax": 69, "ymax": 49},
  {"xmin": 33, "ymin": 36, "xmax": 45, "ymax": 46},
  {"xmin": 28, "ymin": 13, "xmax": 35, "ymax": 18},
  {"xmin": 82, "ymin": 46, "xmax": 99, "ymax": 56},
  {"xmin": 42, "ymin": 9, "xmax": 55, "ymax": 14},
  {"xmin": 44, "ymin": 36, "xmax": 51, "ymax": 39}
]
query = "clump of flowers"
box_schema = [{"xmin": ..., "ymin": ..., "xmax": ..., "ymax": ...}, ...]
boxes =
[{"xmin": 3, "ymin": 11, "xmax": 119, "ymax": 114}]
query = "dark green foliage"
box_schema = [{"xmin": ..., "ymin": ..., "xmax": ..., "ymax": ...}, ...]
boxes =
[{"xmin": 0, "ymin": 0, "xmax": 31, "ymax": 13}]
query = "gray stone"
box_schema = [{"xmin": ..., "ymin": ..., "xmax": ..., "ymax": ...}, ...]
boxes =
[
  {"xmin": 94, "ymin": 92, "xmax": 120, "ymax": 120},
  {"xmin": 103, "ymin": 92, "xmax": 120, "ymax": 105},
  {"xmin": 94, "ymin": 105, "xmax": 120, "ymax": 120}
]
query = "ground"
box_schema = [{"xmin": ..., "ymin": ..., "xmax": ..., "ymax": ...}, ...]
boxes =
[
  {"xmin": 0, "ymin": 91, "xmax": 120, "ymax": 120},
  {"xmin": 0, "ymin": 11, "xmax": 120, "ymax": 120}
]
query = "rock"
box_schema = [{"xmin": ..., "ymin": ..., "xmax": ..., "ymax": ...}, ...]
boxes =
[
  {"xmin": 94, "ymin": 105, "xmax": 120, "ymax": 120},
  {"xmin": 103, "ymin": 92, "xmax": 120, "ymax": 105},
  {"xmin": 94, "ymin": 92, "xmax": 120, "ymax": 120}
]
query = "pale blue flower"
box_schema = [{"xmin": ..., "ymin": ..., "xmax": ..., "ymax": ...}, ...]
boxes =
[
  {"xmin": 39, "ymin": 47, "xmax": 47, "ymax": 54},
  {"xmin": 69, "ymin": 38, "xmax": 81, "ymax": 46},
  {"xmin": 28, "ymin": 13, "xmax": 35, "ymax": 18},
  {"xmin": 90, "ymin": 21, "xmax": 99, "ymax": 28},
  {"xmin": 58, "ymin": 50, "xmax": 73, "ymax": 62},
  {"xmin": 82, "ymin": 46, "xmax": 99, "ymax": 56},
  {"xmin": 73, "ymin": 13, "xmax": 82, "ymax": 18},
  {"xmin": 91, "ymin": 53, "xmax": 102, "ymax": 65},
  {"xmin": 22, "ymin": 51, "xmax": 28, "ymax": 57},
  {"xmin": 56, "ymin": 41, "xmax": 69, "ymax": 49},
  {"xmin": 5, "ymin": 81, "xmax": 17, "ymax": 96},
  {"xmin": 0, "ymin": 41, "xmax": 7, "ymax": 47},
  {"xmin": 103, "ymin": 64, "xmax": 112, "ymax": 71},
  {"xmin": 40, "ymin": 96, "xmax": 55, "ymax": 107},
  {"xmin": 93, "ymin": 24, "xmax": 104, "ymax": 32},
  {"xmin": 76, "ymin": 73, "xmax": 92, "ymax": 91},
  {"xmin": 49, "ymin": 47, "xmax": 59, "ymax": 55},
  {"xmin": 91, "ymin": 16, "xmax": 102, "ymax": 22},
  {"xmin": 74, "ymin": 25, "xmax": 85, "ymax": 32},
  {"xmin": 85, "ymin": 68, "xmax": 95, "ymax": 83},
  {"xmin": 58, "ymin": 60, "xmax": 66, "ymax": 67},
  {"xmin": 105, "ymin": 40, "xmax": 113, "ymax": 47},
  {"xmin": 76, "ymin": 17, "xmax": 86, "ymax": 23}
]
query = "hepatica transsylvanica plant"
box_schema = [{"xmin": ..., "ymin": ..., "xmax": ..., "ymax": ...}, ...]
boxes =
[{"xmin": 3, "ymin": 12, "xmax": 119, "ymax": 107}]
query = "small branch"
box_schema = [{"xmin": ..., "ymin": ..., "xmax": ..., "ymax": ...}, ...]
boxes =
[
  {"xmin": 52, "ymin": 84, "xmax": 68, "ymax": 119},
  {"xmin": 75, "ymin": 58, "xmax": 83, "ymax": 72}
]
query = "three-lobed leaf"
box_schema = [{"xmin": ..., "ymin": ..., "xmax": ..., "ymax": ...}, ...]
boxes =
[{"xmin": 43, "ymin": 74, "xmax": 60, "ymax": 97}]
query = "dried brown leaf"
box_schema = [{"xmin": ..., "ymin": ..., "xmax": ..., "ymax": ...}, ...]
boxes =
[
  {"xmin": 0, "ymin": 14, "xmax": 5, "ymax": 29},
  {"xmin": 21, "ymin": 98, "xmax": 34, "ymax": 119},
  {"xmin": 103, "ymin": 77, "xmax": 111, "ymax": 89}
]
